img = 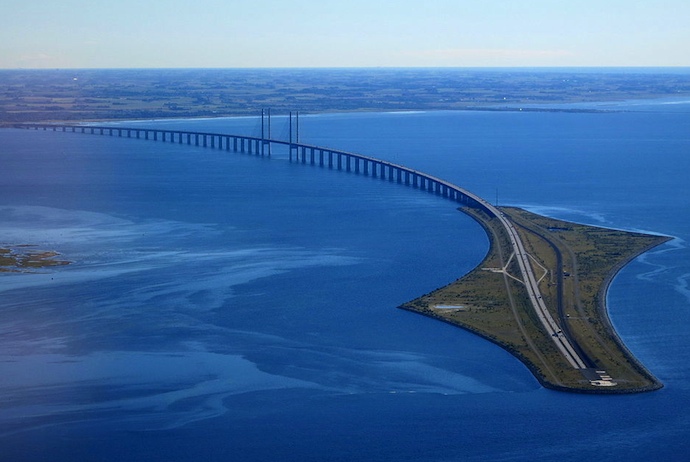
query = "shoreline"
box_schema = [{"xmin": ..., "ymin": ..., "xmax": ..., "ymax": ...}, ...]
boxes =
[{"xmin": 594, "ymin": 236, "xmax": 674, "ymax": 390}]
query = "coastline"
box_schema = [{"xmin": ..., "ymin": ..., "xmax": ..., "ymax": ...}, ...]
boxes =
[{"xmin": 594, "ymin": 236, "xmax": 674, "ymax": 391}]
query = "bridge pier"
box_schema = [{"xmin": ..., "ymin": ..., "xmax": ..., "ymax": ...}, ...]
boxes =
[{"xmin": 29, "ymin": 123, "xmax": 489, "ymax": 216}]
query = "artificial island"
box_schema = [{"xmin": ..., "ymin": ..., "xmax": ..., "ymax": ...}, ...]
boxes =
[{"xmin": 401, "ymin": 206, "xmax": 669, "ymax": 393}]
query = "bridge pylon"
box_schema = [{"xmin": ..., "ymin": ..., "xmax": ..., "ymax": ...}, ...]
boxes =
[
  {"xmin": 288, "ymin": 111, "xmax": 300, "ymax": 162},
  {"xmin": 260, "ymin": 108, "xmax": 272, "ymax": 157}
]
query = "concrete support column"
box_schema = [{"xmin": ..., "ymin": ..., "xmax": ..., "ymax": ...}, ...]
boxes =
[{"xmin": 328, "ymin": 151, "xmax": 333, "ymax": 168}]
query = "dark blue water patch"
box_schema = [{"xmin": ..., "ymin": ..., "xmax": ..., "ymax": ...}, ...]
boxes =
[{"xmin": 5, "ymin": 387, "xmax": 690, "ymax": 462}]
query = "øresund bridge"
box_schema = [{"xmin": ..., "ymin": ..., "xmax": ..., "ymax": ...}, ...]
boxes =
[{"xmin": 15, "ymin": 115, "xmax": 603, "ymax": 384}]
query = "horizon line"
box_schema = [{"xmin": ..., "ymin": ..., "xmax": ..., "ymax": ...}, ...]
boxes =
[{"xmin": 2, "ymin": 65, "xmax": 690, "ymax": 72}]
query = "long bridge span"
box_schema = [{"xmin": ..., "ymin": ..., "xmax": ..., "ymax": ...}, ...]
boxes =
[
  {"xmin": 17, "ymin": 122, "xmax": 492, "ymax": 212},
  {"xmin": 15, "ymin": 121, "xmax": 593, "ymax": 376}
]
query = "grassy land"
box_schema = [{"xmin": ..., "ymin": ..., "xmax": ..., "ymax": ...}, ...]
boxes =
[
  {"xmin": 2, "ymin": 68, "xmax": 689, "ymax": 123},
  {"xmin": 400, "ymin": 206, "xmax": 671, "ymax": 393},
  {"xmin": 0, "ymin": 246, "xmax": 70, "ymax": 272}
]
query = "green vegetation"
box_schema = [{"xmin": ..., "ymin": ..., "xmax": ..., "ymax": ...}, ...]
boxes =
[
  {"xmin": 400, "ymin": 206, "xmax": 671, "ymax": 393},
  {"xmin": 0, "ymin": 246, "xmax": 70, "ymax": 272}
]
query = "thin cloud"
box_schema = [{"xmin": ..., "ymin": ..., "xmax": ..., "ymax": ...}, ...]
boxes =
[
  {"xmin": 407, "ymin": 48, "xmax": 574, "ymax": 61},
  {"xmin": 15, "ymin": 53, "xmax": 67, "ymax": 68}
]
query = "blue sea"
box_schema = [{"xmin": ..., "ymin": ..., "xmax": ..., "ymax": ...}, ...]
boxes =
[{"xmin": 1, "ymin": 98, "xmax": 690, "ymax": 461}]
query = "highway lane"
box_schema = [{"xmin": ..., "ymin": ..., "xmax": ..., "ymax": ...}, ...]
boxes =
[{"xmin": 488, "ymin": 205, "xmax": 588, "ymax": 369}]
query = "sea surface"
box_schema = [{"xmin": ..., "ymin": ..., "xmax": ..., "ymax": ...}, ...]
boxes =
[{"xmin": 1, "ymin": 98, "xmax": 690, "ymax": 461}]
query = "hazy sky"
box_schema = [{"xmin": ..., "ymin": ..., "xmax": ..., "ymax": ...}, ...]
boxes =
[{"xmin": 2, "ymin": 0, "xmax": 689, "ymax": 68}]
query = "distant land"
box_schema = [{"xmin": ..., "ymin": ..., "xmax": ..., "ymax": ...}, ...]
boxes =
[{"xmin": 1, "ymin": 68, "xmax": 690, "ymax": 123}]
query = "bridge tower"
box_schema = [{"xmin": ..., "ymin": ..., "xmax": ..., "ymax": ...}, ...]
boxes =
[
  {"xmin": 260, "ymin": 109, "xmax": 272, "ymax": 156},
  {"xmin": 288, "ymin": 111, "xmax": 299, "ymax": 162}
]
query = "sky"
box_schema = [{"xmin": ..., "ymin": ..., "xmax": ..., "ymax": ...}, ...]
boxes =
[{"xmin": 2, "ymin": 0, "xmax": 689, "ymax": 69}]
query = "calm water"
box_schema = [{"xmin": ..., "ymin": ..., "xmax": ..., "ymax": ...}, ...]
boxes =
[{"xmin": 1, "ymin": 99, "xmax": 690, "ymax": 461}]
